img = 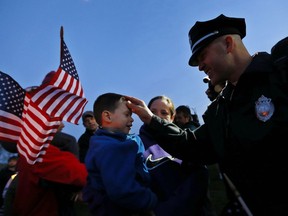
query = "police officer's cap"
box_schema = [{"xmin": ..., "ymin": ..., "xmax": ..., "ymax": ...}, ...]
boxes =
[{"xmin": 188, "ymin": 14, "xmax": 246, "ymax": 67}]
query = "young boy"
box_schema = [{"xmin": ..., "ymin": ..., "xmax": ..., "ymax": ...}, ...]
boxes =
[{"xmin": 83, "ymin": 93, "xmax": 157, "ymax": 216}]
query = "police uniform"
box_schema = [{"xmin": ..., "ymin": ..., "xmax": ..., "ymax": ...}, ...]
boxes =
[{"xmin": 146, "ymin": 14, "xmax": 288, "ymax": 215}]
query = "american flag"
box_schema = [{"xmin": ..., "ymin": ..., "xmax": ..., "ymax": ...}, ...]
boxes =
[
  {"xmin": 31, "ymin": 28, "xmax": 87, "ymax": 124},
  {"xmin": 0, "ymin": 71, "xmax": 60, "ymax": 164},
  {"xmin": 17, "ymin": 93, "xmax": 61, "ymax": 164},
  {"xmin": 0, "ymin": 71, "xmax": 25, "ymax": 144}
]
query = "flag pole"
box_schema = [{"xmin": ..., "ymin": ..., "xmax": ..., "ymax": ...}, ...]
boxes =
[
  {"xmin": 60, "ymin": 26, "xmax": 64, "ymax": 65},
  {"xmin": 223, "ymin": 173, "xmax": 253, "ymax": 216}
]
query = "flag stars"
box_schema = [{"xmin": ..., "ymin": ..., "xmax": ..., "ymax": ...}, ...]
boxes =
[
  {"xmin": 0, "ymin": 71, "xmax": 25, "ymax": 116},
  {"xmin": 61, "ymin": 41, "xmax": 79, "ymax": 80}
]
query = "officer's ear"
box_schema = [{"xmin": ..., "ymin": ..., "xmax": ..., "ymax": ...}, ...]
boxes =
[{"xmin": 224, "ymin": 35, "xmax": 234, "ymax": 53}]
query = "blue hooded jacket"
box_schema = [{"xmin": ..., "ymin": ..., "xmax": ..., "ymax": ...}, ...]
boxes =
[{"xmin": 83, "ymin": 129, "xmax": 157, "ymax": 216}]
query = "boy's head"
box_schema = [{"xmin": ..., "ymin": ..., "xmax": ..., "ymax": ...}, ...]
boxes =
[{"xmin": 93, "ymin": 93, "xmax": 134, "ymax": 134}]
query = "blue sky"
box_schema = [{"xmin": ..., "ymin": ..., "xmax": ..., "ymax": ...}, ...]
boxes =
[{"xmin": 1, "ymin": 0, "xmax": 288, "ymax": 140}]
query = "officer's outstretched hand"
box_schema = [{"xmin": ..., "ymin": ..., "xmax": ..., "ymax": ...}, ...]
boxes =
[{"xmin": 125, "ymin": 96, "xmax": 153, "ymax": 124}]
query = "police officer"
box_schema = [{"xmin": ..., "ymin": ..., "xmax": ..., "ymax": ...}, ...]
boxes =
[{"xmin": 126, "ymin": 14, "xmax": 288, "ymax": 216}]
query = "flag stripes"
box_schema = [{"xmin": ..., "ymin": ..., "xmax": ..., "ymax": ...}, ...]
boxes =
[
  {"xmin": 0, "ymin": 28, "xmax": 87, "ymax": 164},
  {"xmin": 0, "ymin": 110, "xmax": 22, "ymax": 143},
  {"xmin": 30, "ymin": 39, "xmax": 87, "ymax": 124},
  {"xmin": 17, "ymin": 95, "xmax": 61, "ymax": 164}
]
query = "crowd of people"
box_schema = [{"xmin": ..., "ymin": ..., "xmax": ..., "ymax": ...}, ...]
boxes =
[{"xmin": 1, "ymin": 13, "xmax": 288, "ymax": 216}]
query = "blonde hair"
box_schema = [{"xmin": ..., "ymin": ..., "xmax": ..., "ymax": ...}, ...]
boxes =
[{"xmin": 147, "ymin": 95, "xmax": 175, "ymax": 116}]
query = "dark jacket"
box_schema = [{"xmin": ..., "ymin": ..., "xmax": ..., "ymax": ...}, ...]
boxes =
[
  {"xmin": 52, "ymin": 132, "xmax": 79, "ymax": 158},
  {"xmin": 146, "ymin": 53, "xmax": 288, "ymax": 216},
  {"xmin": 77, "ymin": 129, "xmax": 95, "ymax": 163},
  {"xmin": 139, "ymin": 124, "xmax": 210, "ymax": 216},
  {"xmin": 181, "ymin": 121, "xmax": 198, "ymax": 131},
  {"xmin": 0, "ymin": 166, "xmax": 16, "ymax": 207}
]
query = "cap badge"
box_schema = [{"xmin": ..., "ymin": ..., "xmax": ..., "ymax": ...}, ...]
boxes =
[{"xmin": 255, "ymin": 95, "xmax": 274, "ymax": 122}]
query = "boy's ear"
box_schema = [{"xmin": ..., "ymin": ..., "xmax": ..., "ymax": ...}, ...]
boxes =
[{"xmin": 102, "ymin": 111, "xmax": 112, "ymax": 123}]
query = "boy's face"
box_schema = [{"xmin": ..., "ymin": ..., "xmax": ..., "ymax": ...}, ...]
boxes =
[{"xmin": 107, "ymin": 101, "xmax": 134, "ymax": 134}]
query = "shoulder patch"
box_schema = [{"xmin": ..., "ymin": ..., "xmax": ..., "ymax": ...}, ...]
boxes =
[{"xmin": 255, "ymin": 95, "xmax": 274, "ymax": 122}]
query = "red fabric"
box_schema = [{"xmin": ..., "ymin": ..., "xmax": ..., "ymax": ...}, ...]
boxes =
[{"xmin": 13, "ymin": 145, "xmax": 87, "ymax": 216}]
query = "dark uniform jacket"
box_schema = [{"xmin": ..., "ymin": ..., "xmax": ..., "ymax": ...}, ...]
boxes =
[
  {"xmin": 139, "ymin": 124, "xmax": 210, "ymax": 216},
  {"xmin": 147, "ymin": 52, "xmax": 288, "ymax": 216}
]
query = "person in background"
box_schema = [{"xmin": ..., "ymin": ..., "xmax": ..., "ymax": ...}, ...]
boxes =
[
  {"xmin": 11, "ymin": 71, "xmax": 88, "ymax": 216},
  {"xmin": 2, "ymin": 168, "xmax": 17, "ymax": 216},
  {"xmin": 0, "ymin": 145, "xmax": 18, "ymax": 169},
  {"xmin": 39, "ymin": 71, "xmax": 80, "ymax": 159},
  {"xmin": 174, "ymin": 105, "xmax": 200, "ymax": 130},
  {"xmin": 75, "ymin": 110, "xmax": 98, "ymax": 215},
  {"xmin": 50, "ymin": 121, "xmax": 83, "ymax": 215},
  {"xmin": 52, "ymin": 121, "xmax": 79, "ymax": 159},
  {"xmin": 126, "ymin": 14, "xmax": 288, "ymax": 215},
  {"xmin": 174, "ymin": 104, "xmax": 217, "ymax": 216},
  {"xmin": 203, "ymin": 77, "xmax": 234, "ymax": 215},
  {"xmin": 203, "ymin": 76, "xmax": 226, "ymax": 102},
  {"xmin": 77, "ymin": 110, "xmax": 98, "ymax": 163},
  {"xmin": 83, "ymin": 93, "xmax": 157, "ymax": 216},
  {"xmin": 139, "ymin": 95, "xmax": 216, "ymax": 216},
  {"xmin": 13, "ymin": 129, "xmax": 88, "ymax": 216},
  {"xmin": 0, "ymin": 155, "xmax": 18, "ymax": 214},
  {"xmin": 3, "ymin": 120, "xmax": 85, "ymax": 216}
]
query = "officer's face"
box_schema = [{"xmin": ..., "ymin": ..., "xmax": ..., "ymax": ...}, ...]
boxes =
[{"xmin": 197, "ymin": 36, "xmax": 230, "ymax": 86}]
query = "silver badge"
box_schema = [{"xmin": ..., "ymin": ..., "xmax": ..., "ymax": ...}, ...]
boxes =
[{"xmin": 255, "ymin": 95, "xmax": 274, "ymax": 122}]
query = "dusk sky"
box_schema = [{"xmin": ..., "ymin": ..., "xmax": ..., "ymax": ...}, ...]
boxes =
[{"xmin": 1, "ymin": 0, "xmax": 288, "ymax": 139}]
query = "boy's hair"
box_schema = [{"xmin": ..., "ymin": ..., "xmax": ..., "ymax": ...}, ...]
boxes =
[
  {"xmin": 93, "ymin": 93, "xmax": 125, "ymax": 126},
  {"xmin": 147, "ymin": 95, "xmax": 175, "ymax": 116}
]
